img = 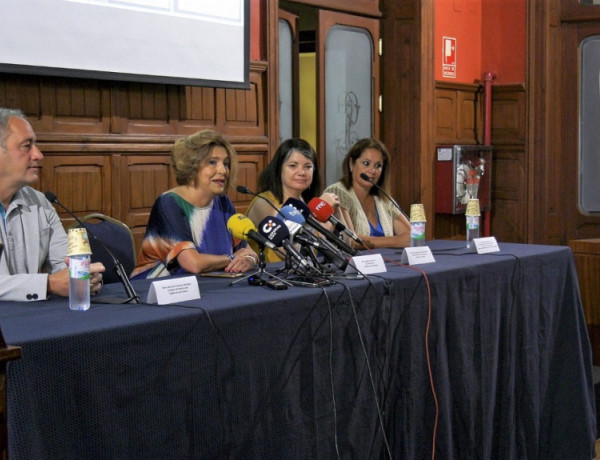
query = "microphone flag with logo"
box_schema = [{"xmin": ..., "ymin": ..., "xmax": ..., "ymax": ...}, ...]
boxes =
[
  {"xmin": 226, "ymin": 214, "xmax": 280, "ymax": 252},
  {"xmin": 257, "ymin": 216, "xmax": 311, "ymax": 269}
]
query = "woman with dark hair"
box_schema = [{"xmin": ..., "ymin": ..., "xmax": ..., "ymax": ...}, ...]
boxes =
[
  {"xmin": 324, "ymin": 138, "xmax": 410, "ymax": 249},
  {"xmin": 246, "ymin": 138, "xmax": 343, "ymax": 262},
  {"xmin": 131, "ymin": 130, "xmax": 258, "ymax": 279}
]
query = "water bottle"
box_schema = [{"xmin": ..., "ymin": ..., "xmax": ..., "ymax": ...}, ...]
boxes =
[
  {"xmin": 410, "ymin": 221, "xmax": 426, "ymax": 247},
  {"xmin": 409, "ymin": 203, "xmax": 427, "ymax": 247},
  {"xmin": 465, "ymin": 198, "xmax": 481, "ymax": 249},
  {"xmin": 67, "ymin": 228, "xmax": 92, "ymax": 311},
  {"xmin": 466, "ymin": 215, "xmax": 480, "ymax": 248},
  {"xmin": 69, "ymin": 254, "xmax": 91, "ymax": 311}
]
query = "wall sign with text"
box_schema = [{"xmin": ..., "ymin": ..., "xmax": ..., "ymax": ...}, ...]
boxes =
[{"xmin": 443, "ymin": 36, "xmax": 456, "ymax": 78}]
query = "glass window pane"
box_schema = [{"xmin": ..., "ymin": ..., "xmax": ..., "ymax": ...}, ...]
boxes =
[
  {"xmin": 325, "ymin": 25, "xmax": 373, "ymax": 185},
  {"xmin": 579, "ymin": 36, "xmax": 600, "ymax": 214},
  {"xmin": 278, "ymin": 19, "xmax": 293, "ymax": 144}
]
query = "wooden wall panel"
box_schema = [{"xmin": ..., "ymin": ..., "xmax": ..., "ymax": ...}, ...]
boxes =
[
  {"xmin": 433, "ymin": 82, "xmax": 481, "ymax": 239},
  {"xmin": 38, "ymin": 155, "xmax": 112, "ymax": 228},
  {"xmin": 230, "ymin": 150, "xmax": 268, "ymax": 215},
  {"xmin": 490, "ymin": 85, "xmax": 527, "ymax": 243},
  {"xmin": 111, "ymin": 83, "xmax": 181, "ymax": 135},
  {"xmin": 433, "ymin": 82, "xmax": 526, "ymax": 242},
  {"xmin": 491, "ymin": 146, "xmax": 527, "ymax": 242},
  {"xmin": 218, "ymin": 65, "xmax": 266, "ymax": 136},
  {"xmin": 457, "ymin": 90, "xmax": 478, "ymax": 143},
  {"xmin": 0, "ymin": 62, "xmax": 269, "ymax": 259},
  {"xmin": 434, "ymin": 82, "xmax": 481, "ymax": 145},
  {"xmin": 0, "ymin": 74, "xmax": 112, "ymax": 134},
  {"xmin": 491, "ymin": 86, "xmax": 526, "ymax": 143},
  {"xmin": 434, "ymin": 89, "xmax": 457, "ymax": 143},
  {"xmin": 115, "ymin": 155, "xmax": 176, "ymax": 252}
]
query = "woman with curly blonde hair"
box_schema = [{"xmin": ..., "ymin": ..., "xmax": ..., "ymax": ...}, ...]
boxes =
[{"xmin": 131, "ymin": 130, "xmax": 257, "ymax": 279}]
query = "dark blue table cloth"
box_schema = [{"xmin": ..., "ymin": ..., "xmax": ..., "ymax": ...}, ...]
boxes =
[{"xmin": 0, "ymin": 241, "xmax": 595, "ymax": 459}]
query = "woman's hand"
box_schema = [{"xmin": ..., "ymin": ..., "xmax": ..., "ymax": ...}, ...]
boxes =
[
  {"xmin": 225, "ymin": 247, "xmax": 258, "ymax": 273},
  {"xmin": 320, "ymin": 192, "xmax": 341, "ymax": 211},
  {"xmin": 357, "ymin": 235, "xmax": 375, "ymax": 250}
]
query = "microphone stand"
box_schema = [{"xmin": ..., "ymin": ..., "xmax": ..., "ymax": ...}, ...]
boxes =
[
  {"xmin": 360, "ymin": 174, "xmax": 409, "ymax": 220},
  {"xmin": 230, "ymin": 246, "xmax": 292, "ymax": 287},
  {"xmin": 45, "ymin": 192, "xmax": 140, "ymax": 304}
]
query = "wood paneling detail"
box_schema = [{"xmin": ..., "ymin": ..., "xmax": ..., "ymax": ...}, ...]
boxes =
[
  {"xmin": 491, "ymin": 85, "xmax": 526, "ymax": 144},
  {"xmin": 434, "ymin": 82, "xmax": 481, "ymax": 145},
  {"xmin": 491, "ymin": 146, "xmax": 527, "ymax": 242},
  {"xmin": 0, "ymin": 62, "xmax": 267, "ymax": 139},
  {"xmin": 115, "ymin": 154, "xmax": 176, "ymax": 251},
  {"xmin": 490, "ymin": 85, "xmax": 527, "ymax": 243},
  {"xmin": 38, "ymin": 155, "xmax": 111, "ymax": 228},
  {"xmin": 0, "ymin": 63, "xmax": 270, "ymax": 258}
]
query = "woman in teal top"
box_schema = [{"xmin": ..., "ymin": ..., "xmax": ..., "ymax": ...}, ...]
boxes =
[{"xmin": 131, "ymin": 130, "xmax": 258, "ymax": 279}]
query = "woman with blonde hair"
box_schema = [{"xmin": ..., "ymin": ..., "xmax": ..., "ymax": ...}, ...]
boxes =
[{"xmin": 131, "ymin": 130, "xmax": 257, "ymax": 279}]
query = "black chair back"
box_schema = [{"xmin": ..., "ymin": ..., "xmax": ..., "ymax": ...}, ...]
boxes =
[{"xmin": 75, "ymin": 214, "xmax": 136, "ymax": 284}]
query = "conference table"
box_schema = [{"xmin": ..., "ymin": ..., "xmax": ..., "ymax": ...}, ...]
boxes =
[{"xmin": 0, "ymin": 241, "xmax": 595, "ymax": 459}]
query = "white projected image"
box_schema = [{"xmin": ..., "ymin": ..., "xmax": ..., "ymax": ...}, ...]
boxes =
[
  {"xmin": 0, "ymin": 0, "xmax": 248, "ymax": 87},
  {"xmin": 66, "ymin": 0, "xmax": 243, "ymax": 24}
]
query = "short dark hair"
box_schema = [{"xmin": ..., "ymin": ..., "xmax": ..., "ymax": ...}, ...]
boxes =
[
  {"xmin": 340, "ymin": 138, "xmax": 391, "ymax": 198},
  {"xmin": 258, "ymin": 138, "xmax": 321, "ymax": 203}
]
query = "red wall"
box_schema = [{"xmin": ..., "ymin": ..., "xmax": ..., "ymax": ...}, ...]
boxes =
[
  {"xmin": 435, "ymin": 0, "xmax": 525, "ymax": 85},
  {"xmin": 250, "ymin": 0, "xmax": 262, "ymax": 61},
  {"xmin": 481, "ymin": 0, "xmax": 526, "ymax": 84}
]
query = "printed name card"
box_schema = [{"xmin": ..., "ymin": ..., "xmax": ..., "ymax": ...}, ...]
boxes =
[
  {"xmin": 345, "ymin": 253, "xmax": 387, "ymax": 275},
  {"xmin": 401, "ymin": 246, "xmax": 436, "ymax": 265},
  {"xmin": 472, "ymin": 237, "xmax": 500, "ymax": 254},
  {"xmin": 146, "ymin": 276, "xmax": 201, "ymax": 305}
]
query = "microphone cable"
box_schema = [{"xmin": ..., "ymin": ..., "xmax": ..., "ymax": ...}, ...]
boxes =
[
  {"xmin": 322, "ymin": 285, "xmax": 341, "ymax": 459},
  {"xmin": 153, "ymin": 300, "xmax": 235, "ymax": 458},
  {"xmin": 378, "ymin": 252, "xmax": 437, "ymax": 460},
  {"xmin": 333, "ymin": 279, "xmax": 393, "ymax": 459},
  {"xmin": 421, "ymin": 247, "xmax": 523, "ymax": 459},
  {"xmin": 238, "ymin": 288, "xmax": 340, "ymax": 452}
]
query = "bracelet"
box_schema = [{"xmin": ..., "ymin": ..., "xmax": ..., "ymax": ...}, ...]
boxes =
[
  {"xmin": 242, "ymin": 254, "xmax": 258, "ymax": 265},
  {"xmin": 226, "ymin": 254, "xmax": 235, "ymax": 262}
]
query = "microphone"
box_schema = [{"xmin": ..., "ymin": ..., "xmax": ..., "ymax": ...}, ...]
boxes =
[
  {"xmin": 359, "ymin": 173, "xmax": 408, "ymax": 219},
  {"xmin": 284, "ymin": 198, "xmax": 357, "ymax": 256},
  {"xmin": 257, "ymin": 216, "xmax": 312, "ymax": 270},
  {"xmin": 226, "ymin": 214, "xmax": 285, "ymax": 257},
  {"xmin": 279, "ymin": 204, "xmax": 307, "ymax": 239},
  {"xmin": 307, "ymin": 197, "xmax": 364, "ymax": 245},
  {"xmin": 44, "ymin": 191, "xmax": 140, "ymax": 304},
  {"xmin": 236, "ymin": 185, "xmax": 285, "ymax": 218},
  {"xmin": 279, "ymin": 203, "xmax": 351, "ymax": 270}
]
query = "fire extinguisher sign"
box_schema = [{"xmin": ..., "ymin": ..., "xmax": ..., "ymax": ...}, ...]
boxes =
[{"xmin": 442, "ymin": 37, "xmax": 456, "ymax": 78}]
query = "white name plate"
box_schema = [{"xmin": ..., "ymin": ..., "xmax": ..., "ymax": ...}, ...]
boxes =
[
  {"xmin": 401, "ymin": 246, "xmax": 436, "ymax": 265},
  {"xmin": 146, "ymin": 276, "xmax": 201, "ymax": 305},
  {"xmin": 472, "ymin": 236, "xmax": 500, "ymax": 254},
  {"xmin": 345, "ymin": 253, "xmax": 387, "ymax": 275}
]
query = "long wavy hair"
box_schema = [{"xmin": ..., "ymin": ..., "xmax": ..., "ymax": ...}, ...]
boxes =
[{"xmin": 340, "ymin": 138, "xmax": 391, "ymax": 198}]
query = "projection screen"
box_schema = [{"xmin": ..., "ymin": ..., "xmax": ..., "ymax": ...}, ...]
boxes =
[{"xmin": 0, "ymin": 0, "xmax": 249, "ymax": 88}]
